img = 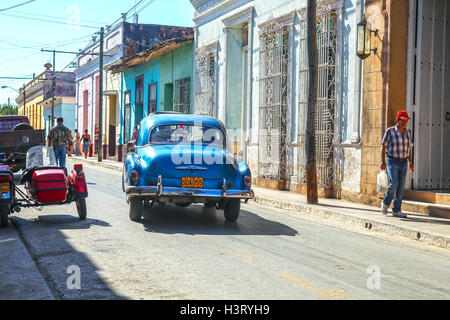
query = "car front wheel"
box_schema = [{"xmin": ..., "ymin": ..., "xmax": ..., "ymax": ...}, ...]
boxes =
[
  {"xmin": 129, "ymin": 197, "xmax": 143, "ymax": 222},
  {"xmin": 224, "ymin": 199, "xmax": 240, "ymax": 222}
]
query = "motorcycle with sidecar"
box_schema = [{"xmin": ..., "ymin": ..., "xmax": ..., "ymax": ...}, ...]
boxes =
[{"xmin": 0, "ymin": 145, "xmax": 88, "ymax": 228}]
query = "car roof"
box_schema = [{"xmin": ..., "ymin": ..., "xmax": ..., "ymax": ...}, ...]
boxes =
[
  {"xmin": 0, "ymin": 115, "xmax": 29, "ymax": 122},
  {"xmin": 141, "ymin": 113, "xmax": 225, "ymax": 130}
]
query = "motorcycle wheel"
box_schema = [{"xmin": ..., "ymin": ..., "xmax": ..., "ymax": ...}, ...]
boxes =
[
  {"xmin": 0, "ymin": 205, "xmax": 9, "ymax": 228},
  {"xmin": 76, "ymin": 198, "xmax": 87, "ymax": 221}
]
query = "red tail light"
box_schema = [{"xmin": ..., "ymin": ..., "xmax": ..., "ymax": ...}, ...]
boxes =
[
  {"xmin": 244, "ymin": 176, "xmax": 251, "ymax": 187},
  {"xmin": 131, "ymin": 170, "xmax": 139, "ymax": 183},
  {"xmin": 0, "ymin": 174, "xmax": 12, "ymax": 182}
]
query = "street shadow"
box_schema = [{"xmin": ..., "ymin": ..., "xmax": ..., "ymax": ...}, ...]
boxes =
[
  {"xmin": 10, "ymin": 216, "xmax": 125, "ymax": 300},
  {"xmin": 140, "ymin": 204, "xmax": 298, "ymax": 236}
]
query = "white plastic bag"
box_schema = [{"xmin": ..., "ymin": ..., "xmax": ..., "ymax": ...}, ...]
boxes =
[{"xmin": 377, "ymin": 170, "xmax": 389, "ymax": 194}]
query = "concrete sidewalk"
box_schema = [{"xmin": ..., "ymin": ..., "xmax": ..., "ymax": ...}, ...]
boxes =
[
  {"xmin": 0, "ymin": 224, "xmax": 54, "ymax": 300},
  {"xmin": 68, "ymin": 155, "xmax": 450, "ymax": 249}
]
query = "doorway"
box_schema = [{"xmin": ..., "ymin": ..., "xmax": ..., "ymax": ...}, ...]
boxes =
[{"xmin": 408, "ymin": 0, "xmax": 450, "ymax": 190}]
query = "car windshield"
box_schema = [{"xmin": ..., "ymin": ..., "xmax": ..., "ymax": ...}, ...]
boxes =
[
  {"xmin": 26, "ymin": 146, "xmax": 57, "ymax": 168},
  {"xmin": 149, "ymin": 124, "xmax": 226, "ymax": 148}
]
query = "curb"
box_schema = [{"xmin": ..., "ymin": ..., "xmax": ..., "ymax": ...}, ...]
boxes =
[
  {"xmin": 68, "ymin": 157, "xmax": 449, "ymax": 249},
  {"xmin": 68, "ymin": 157, "xmax": 123, "ymax": 172},
  {"xmin": 254, "ymin": 195, "xmax": 450, "ymax": 249}
]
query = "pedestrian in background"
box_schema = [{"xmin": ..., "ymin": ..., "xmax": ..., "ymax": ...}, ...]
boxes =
[
  {"xmin": 132, "ymin": 125, "xmax": 139, "ymax": 141},
  {"xmin": 67, "ymin": 131, "xmax": 73, "ymax": 157},
  {"xmin": 81, "ymin": 129, "xmax": 91, "ymax": 159},
  {"xmin": 47, "ymin": 117, "xmax": 73, "ymax": 168},
  {"xmin": 74, "ymin": 129, "xmax": 81, "ymax": 156},
  {"xmin": 94, "ymin": 125, "xmax": 99, "ymax": 154},
  {"xmin": 380, "ymin": 111, "xmax": 414, "ymax": 218}
]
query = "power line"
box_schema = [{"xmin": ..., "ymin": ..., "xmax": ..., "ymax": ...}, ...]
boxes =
[
  {"xmin": 0, "ymin": 12, "xmax": 99, "ymax": 29},
  {"xmin": 9, "ymin": 9, "xmax": 109, "ymax": 26},
  {"xmin": 0, "ymin": 0, "xmax": 36, "ymax": 12}
]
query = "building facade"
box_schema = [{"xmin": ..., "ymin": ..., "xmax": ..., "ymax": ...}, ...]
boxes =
[
  {"xmin": 360, "ymin": 0, "xmax": 450, "ymax": 205},
  {"xmin": 110, "ymin": 34, "xmax": 194, "ymax": 144},
  {"xmin": 190, "ymin": 0, "xmax": 450, "ymax": 206},
  {"xmin": 16, "ymin": 70, "xmax": 76, "ymax": 133},
  {"xmin": 75, "ymin": 21, "xmax": 193, "ymax": 161},
  {"xmin": 191, "ymin": 0, "xmax": 363, "ymax": 197}
]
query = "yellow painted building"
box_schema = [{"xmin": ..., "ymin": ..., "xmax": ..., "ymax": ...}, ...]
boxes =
[{"xmin": 16, "ymin": 71, "xmax": 50, "ymax": 130}]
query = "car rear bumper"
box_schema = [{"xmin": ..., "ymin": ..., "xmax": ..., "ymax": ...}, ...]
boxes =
[{"xmin": 125, "ymin": 185, "xmax": 254, "ymax": 201}]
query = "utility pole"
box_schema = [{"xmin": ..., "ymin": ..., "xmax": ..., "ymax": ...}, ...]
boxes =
[
  {"xmin": 51, "ymin": 77, "xmax": 55, "ymax": 127},
  {"xmin": 98, "ymin": 27, "xmax": 104, "ymax": 163},
  {"xmin": 52, "ymin": 49, "xmax": 56, "ymax": 127},
  {"xmin": 306, "ymin": 0, "xmax": 318, "ymax": 204},
  {"xmin": 22, "ymin": 84, "xmax": 26, "ymax": 116}
]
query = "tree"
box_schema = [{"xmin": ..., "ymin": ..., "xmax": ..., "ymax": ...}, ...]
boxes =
[
  {"xmin": 306, "ymin": 0, "xmax": 318, "ymax": 204},
  {"xmin": 0, "ymin": 103, "xmax": 18, "ymax": 115}
]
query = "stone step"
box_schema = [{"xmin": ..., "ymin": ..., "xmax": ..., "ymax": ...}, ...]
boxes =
[
  {"xmin": 404, "ymin": 189, "xmax": 450, "ymax": 205},
  {"xmin": 402, "ymin": 200, "xmax": 450, "ymax": 219}
]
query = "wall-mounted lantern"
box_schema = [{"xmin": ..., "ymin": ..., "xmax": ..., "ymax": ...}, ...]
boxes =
[{"xmin": 357, "ymin": 18, "xmax": 378, "ymax": 59}]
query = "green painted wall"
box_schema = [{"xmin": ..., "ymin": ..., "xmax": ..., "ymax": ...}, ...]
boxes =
[{"xmin": 159, "ymin": 42, "xmax": 194, "ymax": 112}]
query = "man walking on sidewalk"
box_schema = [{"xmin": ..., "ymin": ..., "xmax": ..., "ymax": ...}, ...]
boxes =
[
  {"xmin": 380, "ymin": 111, "xmax": 414, "ymax": 218},
  {"xmin": 47, "ymin": 117, "xmax": 73, "ymax": 168}
]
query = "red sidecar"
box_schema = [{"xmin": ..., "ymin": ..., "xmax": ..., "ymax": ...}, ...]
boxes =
[{"xmin": 10, "ymin": 146, "xmax": 88, "ymax": 223}]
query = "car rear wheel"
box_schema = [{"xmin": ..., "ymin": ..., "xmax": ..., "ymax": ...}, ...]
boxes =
[
  {"xmin": 224, "ymin": 199, "xmax": 240, "ymax": 222},
  {"xmin": 129, "ymin": 198, "xmax": 143, "ymax": 222},
  {"xmin": 0, "ymin": 205, "xmax": 10, "ymax": 228}
]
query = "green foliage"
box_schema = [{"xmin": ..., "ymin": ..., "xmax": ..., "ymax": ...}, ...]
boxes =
[{"xmin": 0, "ymin": 103, "xmax": 18, "ymax": 115}]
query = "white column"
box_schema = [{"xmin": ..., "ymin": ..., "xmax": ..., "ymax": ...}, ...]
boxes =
[
  {"xmin": 334, "ymin": 6, "xmax": 345, "ymax": 144},
  {"xmin": 350, "ymin": 0, "xmax": 364, "ymax": 144}
]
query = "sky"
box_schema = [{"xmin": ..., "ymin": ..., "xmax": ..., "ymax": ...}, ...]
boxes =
[{"xmin": 0, "ymin": 0, "xmax": 195, "ymax": 105}]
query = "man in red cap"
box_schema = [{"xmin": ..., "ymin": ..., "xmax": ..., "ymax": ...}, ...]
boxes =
[{"xmin": 380, "ymin": 111, "xmax": 414, "ymax": 218}]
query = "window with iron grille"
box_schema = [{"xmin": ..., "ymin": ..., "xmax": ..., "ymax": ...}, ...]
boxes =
[
  {"xmin": 135, "ymin": 76, "xmax": 144, "ymax": 106},
  {"xmin": 148, "ymin": 82, "xmax": 157, "ymax": 114},
  {"xmin": 258, "ymin": 17, "xmax": 289, "ymax": 181},
  {"xmin": 124, "ymin": 90, "xmax": 131, "ymax": 143},
  {"xmin": 297, "ymin": 11, "xmax": 337, "ymax": 188},
  {"xmin": 195, "ymin": 50, "xmax": 216, "ymax": 117},
  {"xmin": 174, "ymin": 77, "xmax": 191, "ymax": 114}
]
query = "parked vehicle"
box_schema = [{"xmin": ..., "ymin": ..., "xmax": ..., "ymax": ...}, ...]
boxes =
[
  {"xmin": 0, "ymin": 145, "xmax": 88, "ymax": 228},
  {"xmin": 0, "ymin": 115, "xmax": 45, "ymax": 172},
  {"xmin": 123, "ymin": 112, "xmax": 254, "ymax": 222}
]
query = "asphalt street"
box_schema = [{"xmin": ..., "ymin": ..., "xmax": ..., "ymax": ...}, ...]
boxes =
[{"xmin": 9, "ymin": 162, "xmax": 450, "ymax": 300}]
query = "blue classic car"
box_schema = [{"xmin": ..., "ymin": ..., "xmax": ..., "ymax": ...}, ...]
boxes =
[{"xmin": 122, "ymin": 112, "xmax": 254, "ymax": 222}]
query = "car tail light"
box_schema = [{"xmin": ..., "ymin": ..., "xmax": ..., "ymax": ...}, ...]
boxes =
[
  {"xmin": 131, "ymin": 170, "xmax": 139, "ymax": 183},
  {"xmin": 227, "ymin": 182, "xmax": 232, "ymax": 188},
  {"xmin": 244, "ymin": 176, "xmax": 251, "ymax": 187},
  {"xmin": 149, "ymin": 180, "xmax": 155, "ymax": 186},
  {"xmin": 0, "ymin": 174, "xmax": 12, "ymax": 182}
]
